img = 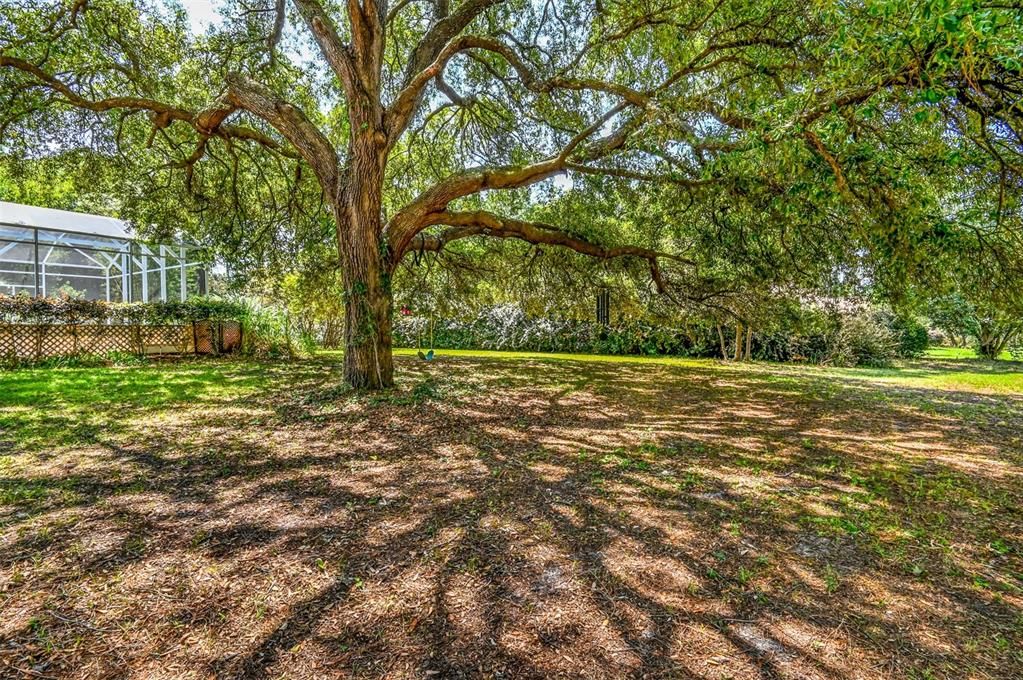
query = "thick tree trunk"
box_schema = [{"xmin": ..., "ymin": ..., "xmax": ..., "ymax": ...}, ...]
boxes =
[
  {"xmin": 976, "ymin": 323, "xmax": 1019, "ymax": 361},
  {"xmin": 335, "ymin": 137, "xmax": 394, "ymax": 389},
  {"xmin": 976, "ymin": 322, "xmax": 1003, "ymax": 360},
  {"xmin": 341, "ymin": 273, "xmax": 393, "ymax": 388}
]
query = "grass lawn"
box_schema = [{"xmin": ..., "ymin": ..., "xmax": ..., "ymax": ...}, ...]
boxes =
[
  {"xmin": 925, "ymin": 346, "xmax": 1016, "ymax": 361},
  {"xmin": 1, "ymin": 351, "xmax": 1021, "ymax": 679}
]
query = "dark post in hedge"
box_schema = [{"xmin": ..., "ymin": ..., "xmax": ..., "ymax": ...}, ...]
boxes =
[{"xmin": 596, "ymin": 290, "xmax": 611, "ymax": 326}]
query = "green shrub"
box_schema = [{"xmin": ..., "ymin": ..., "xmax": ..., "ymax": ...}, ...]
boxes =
[
  {"xmin": 828, "ymin": 312, "xmax": 899, "ymax": 367},
  {"xmin": 232, "ymin": 297, "xmax": 308, "ymax": 359},
  {"xmin": 899, "ymin": 321, "xmax": 930, "ymax": 357},
  {"xmin": 0, "ymin": 292, "xmax": 246, "ymax": 325},
  {"xmin": 0, "ymin": 293, "xmax": 108, "ymax": 324},
  {"xmin": 883, "ymin": 313, "xmax": 929, "ymax": 358},
  {"xmin": 394, "ymin": 306, "xmax": 717, "ymax": 358},
  {"xmin": 1010, "ymin": 339, "xmax": 1023, "ymax": 361}
]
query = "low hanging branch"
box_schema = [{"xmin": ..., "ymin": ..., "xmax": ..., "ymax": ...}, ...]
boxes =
[{"xmin": 408, "ymin": 210, "xmax": 694, "ymax": 293}]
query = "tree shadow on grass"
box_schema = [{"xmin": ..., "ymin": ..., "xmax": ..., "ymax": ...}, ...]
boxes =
[{"xmin": 0, "ymin": 353, "xmax": 1020, "ymax": 679}]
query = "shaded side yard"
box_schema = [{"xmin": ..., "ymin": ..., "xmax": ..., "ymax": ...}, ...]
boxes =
[{"xmin": 1, "ymin": 353, "xmax": 1021, "ymax": 679}]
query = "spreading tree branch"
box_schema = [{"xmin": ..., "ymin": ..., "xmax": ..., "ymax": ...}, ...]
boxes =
[
  {"xmin": 291, "ymin": 0, "xmax": 361, "ymax": 101},
  {"xmin": 407, "ymin": 209, "xmax": 693, "ymax": 292},
  {"xmin": 0, "ymin": 56, "xmax": 339, "ymax": 190},
  {"xmin": 387, "ymin": 0, "xmax": 506, "ymax": 140},
  {"xmin": 264, "ymin": 0, "xmax": 287, "ymax": 67},
  {"xmin": 222, "ymin": 73, "xmax": 340, "ymax": 192}
]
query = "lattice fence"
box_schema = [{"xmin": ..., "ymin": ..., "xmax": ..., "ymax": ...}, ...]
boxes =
[
  {"xmin": 221, "ymin": 321, "xmax": 242, "ymax": 352},
  {"xmin": 0, "ymin": 321, "xmax": 240, "ymax": 362}
]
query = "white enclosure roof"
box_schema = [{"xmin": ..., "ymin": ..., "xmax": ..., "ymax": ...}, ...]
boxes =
[{"xmin": 0, "ymin": 201, "xmax": 133, "ymax": 239}]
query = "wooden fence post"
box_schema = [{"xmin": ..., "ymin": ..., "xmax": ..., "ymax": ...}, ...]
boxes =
[{"xmin": 132, "ymin": 325, "xmax": 143, "ymax": 356}]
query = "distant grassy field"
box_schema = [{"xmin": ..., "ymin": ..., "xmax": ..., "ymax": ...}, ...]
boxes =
[
  {"xmin": 1, "ymin": 352, "xmax": 1021, "ymax": 679},
  {"xmin": 925, "ymin": 346, "xmax": 1016, "ymax": 361}
]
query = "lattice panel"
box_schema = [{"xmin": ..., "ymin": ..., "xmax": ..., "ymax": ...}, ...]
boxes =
[
  {"xmin": 0, "ymin": 325, "xmax": 20, "ymax": 361},
  {"xmin": 140, "ymin": 325, "xmax": 192, "ymax": 355},
  {"xmin": 40, "ymin": 326, "xmax": 78, "ymax": 357},
  {"xmin": 86, "ymin": 326, "xmax": 137, "ymax": 355},
  {"xmin": 194, "ymin": 321, "xmax": 215, "ymax": 354},
  {"xmin": 221, "ymin": 321, "xmax": 242, "ymax": 353},
  {"xmin": 0, "ymin": 323, "xmax": 216, "ymax": 361}
]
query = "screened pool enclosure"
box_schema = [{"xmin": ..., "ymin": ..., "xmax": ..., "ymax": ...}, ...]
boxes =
[{"xmin": 0, "ymin": 201, "xmax": 206, "ymax": 302}]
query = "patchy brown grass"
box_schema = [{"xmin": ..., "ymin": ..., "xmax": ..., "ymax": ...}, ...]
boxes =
[{"xmin": 1, "ymin": 354, "xmax": 1021, "ymax": 679}]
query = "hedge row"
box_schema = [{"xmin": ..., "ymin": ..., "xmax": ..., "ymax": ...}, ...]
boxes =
[
  {"xmin": 395, "ymin": 314, "xmax": 717, "ymax": 356},
  {"xmin": 0, "ymin": 293, "xmax": 246, "ymax": 325},
  {"xmin": 394, "ymin": 305, "xmax": 929, "ymax": 367}
]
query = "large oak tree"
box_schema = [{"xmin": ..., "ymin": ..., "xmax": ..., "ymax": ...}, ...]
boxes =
[{"xmin": 2, "ymin": 0, "xmax": 1020, "ymax": 386}]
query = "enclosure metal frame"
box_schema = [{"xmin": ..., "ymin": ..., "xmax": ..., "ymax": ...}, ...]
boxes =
[{"xmin": 0, "ymin": 221, "xmax": 206, "ymax": 302}]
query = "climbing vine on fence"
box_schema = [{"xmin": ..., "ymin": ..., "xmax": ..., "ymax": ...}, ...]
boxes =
[{"xmin": 0, "ymin": 294, "xmax": 246, "ymax": 325}]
